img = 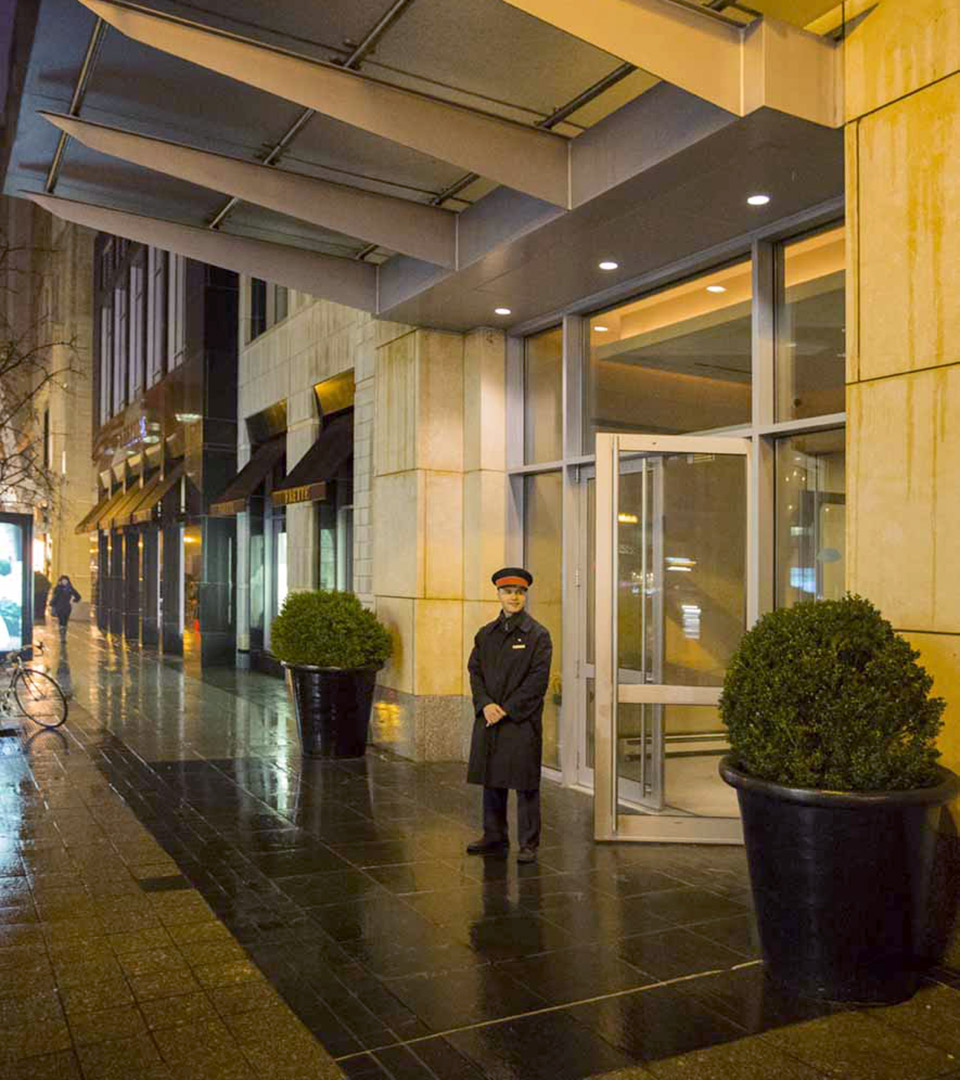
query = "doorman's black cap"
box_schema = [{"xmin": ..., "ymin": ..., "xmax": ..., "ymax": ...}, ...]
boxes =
[{"xmin": 492, "ymin": 567, "xmax": 533, "ymax": 588}]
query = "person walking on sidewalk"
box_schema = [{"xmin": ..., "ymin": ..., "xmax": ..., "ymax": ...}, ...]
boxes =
[
  {"xmin": 466, "ymin": 567, "xmax": 552, "ymax": 864},
  {"xmin": 49, "ymin": 575, "xmax": 81, "ymax": 639}
]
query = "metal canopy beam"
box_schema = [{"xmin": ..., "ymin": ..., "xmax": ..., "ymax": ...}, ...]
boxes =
[
  {"xmin": 41, "ymin": 113, "xmax": 458, "ymax": 268},
  {"xmin": 78, "ymin": 0, "xmax": 572, "ymax": 207},
  {"xmin": 25, "ymin": 193, "xmax": 378, "ymax": 312},
  {"xmin": 500, "ymin": 0, "xmax": 842, "ymax": 128}
]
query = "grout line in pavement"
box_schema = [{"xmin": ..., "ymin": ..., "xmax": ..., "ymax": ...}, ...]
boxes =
[{"xmin": 332, "ymin": 960, "xmax": 763, "ymax": 1061}]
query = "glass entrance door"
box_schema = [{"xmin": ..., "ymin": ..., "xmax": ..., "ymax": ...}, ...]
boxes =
[{"xmin": 593, "ymin": 433, "xmax": 753, "ymax": 843}]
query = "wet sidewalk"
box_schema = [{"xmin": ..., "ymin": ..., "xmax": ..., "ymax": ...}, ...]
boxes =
[{"xmin": 1, "ymin": 623, "xmax": 959, "ymax": 1080}]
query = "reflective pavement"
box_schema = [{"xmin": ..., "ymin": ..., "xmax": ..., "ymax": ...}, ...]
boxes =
[{"xmin": 1, "ymin": 622, "xmax": 959, "ymax": 1079}]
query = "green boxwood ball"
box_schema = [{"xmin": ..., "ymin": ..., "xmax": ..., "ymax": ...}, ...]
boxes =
[
  {"xmin": 719, "ymin": 595, "xmax": 945, "ymax": 792},
  {"xmin": 271, "ymin": 590, "xmax": 392, "ymax": 670}
]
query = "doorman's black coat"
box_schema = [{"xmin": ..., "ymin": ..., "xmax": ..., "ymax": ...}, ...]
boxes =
[{"xmin": 467, "ymin": 612, "xmax": 552, "ymax": 791}]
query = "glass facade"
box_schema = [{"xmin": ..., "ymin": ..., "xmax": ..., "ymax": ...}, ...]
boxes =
[
  {"xmin": 523, "ymin": 327, "xmax": 563, "ymax": 464},
  {"xmin": 584, "ymin": 260, "xmax": 753, "ymax": 449},
  {"xmin": 776, "ymin": 227, "xmax": 846, "ymax": 420},
  {"xmin": 514, "ymin": 222, "xmax": 846, "ymax": 787},
  {"xmin": 775, "ymin": 429, "xmax": 846, "ymax": 607},
  {"xmin": 522, "ymin": 471, "xmax": 562, "ymax": 769}
]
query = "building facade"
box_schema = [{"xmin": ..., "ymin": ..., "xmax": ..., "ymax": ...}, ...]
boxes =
[
  {"xmin": 81, "ymin": 236, "xmax": 239, "ymax": 667},
  {"xmin": 3, "ymin": 0, "xmax": 958, "ymax": 837},
  {"xmin": 0, "ymin": 195, "xmax": 96, "ymax": 617}
]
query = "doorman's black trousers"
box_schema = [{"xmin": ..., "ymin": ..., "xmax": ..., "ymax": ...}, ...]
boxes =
[{"xmin": 482, "ymin": 786, "xmax": 541, "ymax": 850}]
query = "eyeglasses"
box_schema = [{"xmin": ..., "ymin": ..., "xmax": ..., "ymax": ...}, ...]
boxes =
[{"xmin": 497, "ymin": 587, "xmax": 527, "ymax": 597}]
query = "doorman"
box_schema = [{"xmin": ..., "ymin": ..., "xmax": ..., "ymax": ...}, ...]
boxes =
[{"xmin": 466, "ymin": 567, "xmax": 552, "ymax": 863}]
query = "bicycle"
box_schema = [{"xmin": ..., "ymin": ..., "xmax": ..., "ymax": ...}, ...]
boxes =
[{"xmin": 0, "ymin": 642, "xmax": 68, "ymax": 728}]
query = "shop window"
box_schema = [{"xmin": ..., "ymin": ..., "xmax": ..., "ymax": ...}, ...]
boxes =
[
  {"xmin": 129, "ymin": 258, "xmax": 146, "ymax": 399},
  {"xmin": 167, "ymin": 254, "xmax": 187, "ymax": 369},
  {"xmin": 524, "ymin": 327, "xmax": 563, "ymax": 464},
  {"xmin": 584, "ymin": 260, "xmax": 753, "ymax": 449},
  {"xmin": 113, "ymin": 281, "xmax": 127, "ymax": 412},
  {"xmin": 249, "ymin": 278, "xmax": 267, "ymax": 341},
  {"xmin": 776, "ymin": 227, "xmax": 846, "ymax": 421},
  {"xmin": 775, "ymin": 428, "xmax": 845, "ymax": 607},
  {"xmin": 147, "ymin": 248, "xmax": 168, "ymax": 386},
  {"xmin": 317, "ymin": 490, "xmax": 354, "ymax": 592},
  {"xmin": 523, "ymin": 471, "xmax": 562, "ymax": 769},
  {"xmin": 99, "ymin": 301, "xmax": 113, "ymax": 422}
]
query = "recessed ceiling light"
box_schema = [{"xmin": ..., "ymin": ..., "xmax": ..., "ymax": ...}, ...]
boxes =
[
  {"xmin": 598, "ymin": 260, "xmax": 619, "ymax": 271},
  {"xmin": 747, "ymin": 194, "xmax": 771, "ymax": 206},
  {"xmin": 494, "ymin": 307, "xmax": 512, "ymax": 315},
  {"xmin": 706, "ymin": 285, "xmax": 727, "ymax": 294},
  {"xmin": 594, "ymin": 325, "xmax": 609, "ymax": 332}
]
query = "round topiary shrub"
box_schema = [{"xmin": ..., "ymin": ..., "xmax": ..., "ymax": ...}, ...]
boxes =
[
  {"xmin": 719, "ymin": 595, "xmax": 945, "ymax": 791},
  {"xmin": 271, "ymin": 590, "xmax": 392, "ymax": 670}
]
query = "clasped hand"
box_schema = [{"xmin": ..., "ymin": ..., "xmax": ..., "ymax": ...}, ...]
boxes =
[{"xmin": 483, "ymin": 703, "xmax": 507, "ymax": 726}]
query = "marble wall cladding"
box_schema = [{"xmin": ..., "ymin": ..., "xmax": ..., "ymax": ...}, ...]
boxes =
[
  {"xmin": 286, "ymin": 502, "xmax": 317, "ymax": 593},
  {"xmin": 845, "ymin": 0, "xmax": 960, "ymax": 122},
  {"xmin": 462, "ymin": 470, "xmax": 508, "ymax": 602},
  {"xmin": 847, "ymin": 368, "xmax": 960, "ymax": 634},
  {"xmin": 856, "ymin": 73, "xmax": 960, "ymax": 381},
  {"xmin": 846, "ymin": 0, "xmax": 960, "ymax": 778},
  {"xmin": 372, "ymin": 471, "xmax": 421, "ymax": 598},
  {"xmin": 463, "ymin": 327, "xmax": 507, "ymax": 473},
  {"xmin": 374, "ymin": 330, "xmax": 418, "ymax": 477},
  {"xmin": 905, "ymin": 632, "xmax": 960, "ymax": 774},
  {"xmin": 375, "ymin": 595, "xmax": 414, "ymax": 695},
  {"xmin": 417, "ymin": 331, "xmax": 464, "ymax": 473},
  {"xmin": 371, "ymin": 686, "xmax": 471, "ymax": 763}
]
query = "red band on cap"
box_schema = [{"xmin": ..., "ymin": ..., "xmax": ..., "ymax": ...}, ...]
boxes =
[{"xmin": 495, "ymin": 576, "xmax": 528, "ymax": 587}]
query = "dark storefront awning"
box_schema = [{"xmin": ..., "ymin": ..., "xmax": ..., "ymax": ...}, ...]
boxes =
[
  {"xmin": 131, "ymin": 463, "xmax": 185, "ymax": 525},
  {"xmin": 210, "ymin": 436, "xmax": 285, "ymax": 517},
  {"xmin": 106, "ymin": 481, "xmax": 152, "ymax": 529},
  {"xmin": 75, "ymin": 490, "xmax": 114, "ymax": 535},
  {"xmin": 272, "ymin": 414, "xmax": 353, "ymax": 506},
  {"xmin": 89, "ymin": 486, "xmax": 130, "ymax": 532},
  {"xmin": 117, "ymin": 472, "xmax": 161, "ymax": 527}
]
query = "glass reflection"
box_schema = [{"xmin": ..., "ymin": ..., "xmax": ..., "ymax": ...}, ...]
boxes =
[
  {"xmin": 776, "ymin": 429, "xmax": 846, "ymax": 607},
  {"xmin": 584, "ymin": 261, "xmax": 753, "ymax": 450},
  {"xmin": 776, "ymin": 227, "xmax": 846, "ymax": 421}
]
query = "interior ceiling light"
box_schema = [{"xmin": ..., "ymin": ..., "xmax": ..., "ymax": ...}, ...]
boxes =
[
  {"xmin": 747, "ymin": 194, "xmax": 771, "ymax": 206},
  {"xmin": 494, "ymin": 307, "xmax": 512, "ymax": 315},
  {"xmin": 598, "ymin": 260, "xmax": 619, "ymax": 271},
  {"xmin": 594, "ymin": 325, "xmax": 609, "ymax": 332},
  {"xmin": 706, "ymin": 285, "xmax": 727, "ymax": 294}
]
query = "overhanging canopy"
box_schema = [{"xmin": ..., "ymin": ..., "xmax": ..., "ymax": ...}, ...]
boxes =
[
  {"xmin": 90, "ymin": 486, "xmax": 129, "ymax": 531},
  {"xmin": 271, "ymin": 414, "xmax": 353, "ymax": 506},
  {"xmin": 210, "ymin": 437, "xmax": 285, "ymax": 517},
  {"xmin": 131, "ymin": 463, "xmax": 184, "ymax": 525},
  {"xmin": 74, "ymin": 489, "xmax": 113, "ymax": 534},
  {"xmin": 118, "ymin": 472, "xmax": 161, "ymax": 527}
]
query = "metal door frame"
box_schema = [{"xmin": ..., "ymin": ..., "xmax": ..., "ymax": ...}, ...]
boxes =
[{"xmin": 593, "ymin": 432, "xmax": 754, "ymax": 844}]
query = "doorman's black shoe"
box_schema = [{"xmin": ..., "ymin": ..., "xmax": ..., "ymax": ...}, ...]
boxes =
[
  {"xmin": 466, "ymin": 837, "xmax": 508, "ymax": 855},
  {"xmin": 516, "ymin": 847, "xmax": 537, "ymax": 864}
]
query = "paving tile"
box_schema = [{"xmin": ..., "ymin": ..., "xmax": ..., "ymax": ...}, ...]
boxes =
[
  {"xmin": 208, "ymin": 979, "xmax": 286, "ymax": 1017},
  {"xmin": 76, "ymin": 1033, "xmax": 168, "ymax": 1080},
  {"xmin": 867, "ymin": 980, "xmax": 960, "ymax": 1055},
  {"xmin": 128, "ymin": 966, "xmax": 202, "ymax": 1001},
  {"xmin": 66, "ymin": 1003, "xmax": 148, "ymax": 1047},
  {"xmin": 192, "ymin": 957, "xmax": 261, "ymax": 988},
  {"xmin": 760, "ymin": 1009, "xmax": 955, "ymax": 1079},
  {"xmin": 0, "ymin": 1018, "xmax": 72, "ymax": 1064},
  {"xmin": 0, "ymin": 1049, "xmax": 82, "ymax": 1079},
  {"xmin": 60, "ymin": 977, "xmax": 135, "ymax": 1017},
  {"xmin": 117, "ymin": 947, "xmax": 192, "ymax": 977}
]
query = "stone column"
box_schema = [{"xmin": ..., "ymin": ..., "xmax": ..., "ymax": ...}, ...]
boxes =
[
  {"xmin": 845, "ymin": 0, "xmax": 960, "ymax": 774},
  {"xmin": 371, "ymin": 326, "xmax": 466, "ymax": 761}
]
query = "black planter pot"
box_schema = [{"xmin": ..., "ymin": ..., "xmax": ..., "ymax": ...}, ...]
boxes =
[
  {"xmin": 720, "ymin": 757, "xmax": 958, "ymax": 1003},
  {"xmin": 286, "ymin": 664, "xmax": 378, "ymax": 759}
]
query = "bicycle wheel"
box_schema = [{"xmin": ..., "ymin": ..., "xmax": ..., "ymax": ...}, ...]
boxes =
[{"xmin": 14, "ymin": 668, "xmax": 68, "ymax": 728}]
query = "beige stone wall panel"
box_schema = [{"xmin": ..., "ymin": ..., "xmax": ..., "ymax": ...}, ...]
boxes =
[
  {"xmin": 374, "ymin": 332, "xmax": 417, "ymax": 476},
  {"xmin": 372, "ymin": 471, "xmax": 421, "ymax": 598},
  {"xmin": 417, "ymin": 331, "xmax": 464, "ymax": 473},
  {"xmin": 414, "ymin": 598, "xmax": 464, "ymax": 697},
  {"xmin": 375, "ymin": 595, "xmax": 414, "ymax": 694},
  {"xmin": 462, "ymin": 470, "xmax": 508, "ymax": 602},
  {"xmin": 857, "ymin": 73, "xmax": 960, "ymax": 381},
  {"xmin": 463, "ymin": 328, "xmax": 507, "ymax": 473},
  {"xmin": 845, "ymin": 0, "xmax": 960, "ymax": 122},
  {"xmin": 844, "ymin": 122, "xmax": 861, "ymax": 385},
  {"xmin": 902, "ymin": 631, "xmax": 960, "ymax": 776},
  {"xmin": 847, "ymin": 367, "xmax": 960, "ymax": 632},
  {"xmin": 423, "ymin": 471, "xmax": 464, "ymax": 599}
]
